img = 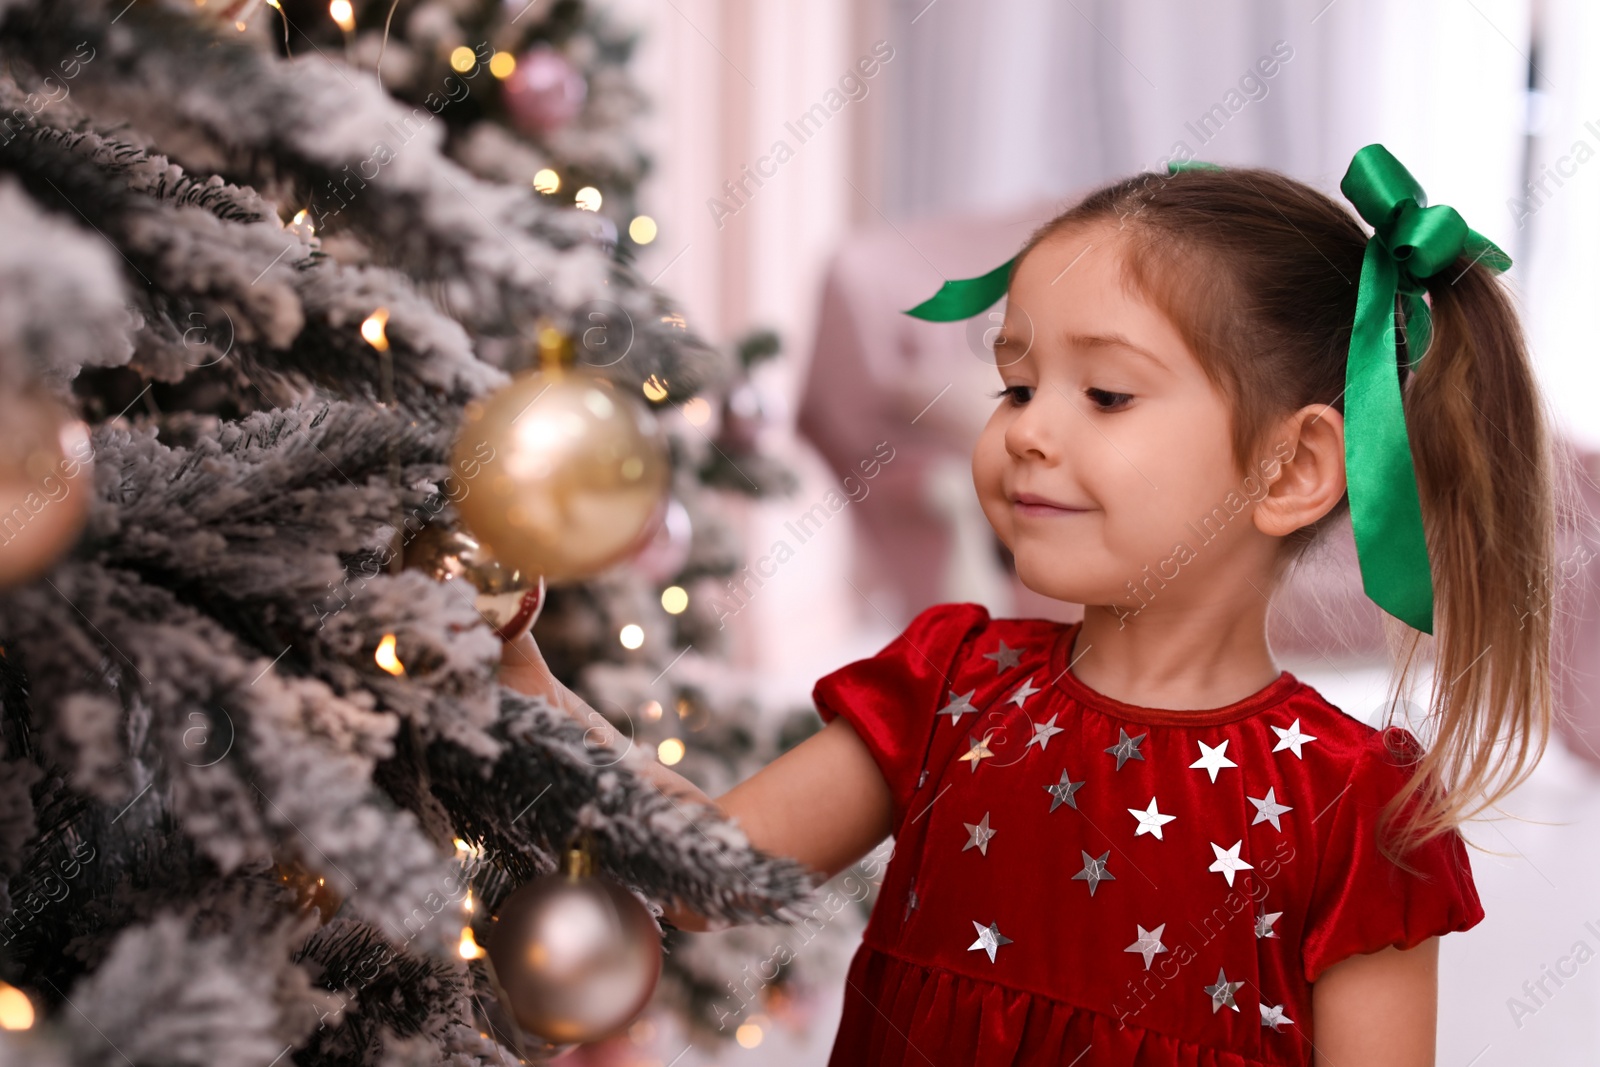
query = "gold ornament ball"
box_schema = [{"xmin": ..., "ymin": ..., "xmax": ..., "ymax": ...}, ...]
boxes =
[
  {"xmin": 0, "ymin": 391, "xmax": 93, "ymax": 588},
  {"xmin": 486, "ymin": 853, "xmax": 662, "ymax": 1045},
  {"xmin": 402, "ymin": 526, "xmax": 545, "ymax": 641},
  {"xmin": 451, "ymin": 368, "xmax": 668, "ymax": 585}
]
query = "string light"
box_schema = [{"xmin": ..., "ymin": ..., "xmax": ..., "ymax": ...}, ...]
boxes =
[
  {"xmin": 289, "ymin": 208, "xmax": 315, "ymax": 239},
  {"xmin": 661, "ymin": 586, "xmax": 688, "ymax": 614},
  {"xmin": 574, "ymin": 186, "xmax": 602, "ymax": 212},
  {"xmin": 532, "ymin": 168, "xmax": 561, "ymax": 194},
  {"xmin": 489, "ymin": 51, "xmax": 517, "ymax": 78},
  {"xmin": 681, "ymin": 398, "xmax": 711, "ymax": 426},
  {"xmin": 618, "ymin": 623, "xmax": 643, "ymax": 649},
  {"xmin": 628, "ymin": 215, "xmax": 657, "ymax": 244},
  {"xmin": 360, "ymin": 308, "xmax": 390, "ymax": 351},
  {"xmin": 659, "ymin": 311, "xmax": 687, "ymax": 329},
  {"xmin": 641, "ymin": 699, "xmax": 663, "ymax": 721},
  {"xmin": 458, "ymin": 926, "xmax": 484, "ymax": 960},
  {"xmin": 375, "ymin": 633, "xmax": 405, "ymax": 675},
  {"xmin": 657, "ymin": 738, "xmax": 685, "ymax": 765},
  {"xmin": 449, "ymin": 46, "xmax": 477, "ymax": 73},
  {"xmin": 642, "ymin": 375, "xmax": 669, "ymax": 402},
  {"xmin": 328, "ymin": 0, "xmax": 355, "ymax": 32},
  {"xmin": 0, "ymin": 983, "xmax": 32, "ymax": 1030},
  {"xmin": 735, "ymin": 1022, "xmax": 763, "ymax": 1048}
]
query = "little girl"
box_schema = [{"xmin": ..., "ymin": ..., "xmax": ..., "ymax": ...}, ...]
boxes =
[{"xmin": 500, "ymin": 144, "xmax": 1556, "ymax": 1066}]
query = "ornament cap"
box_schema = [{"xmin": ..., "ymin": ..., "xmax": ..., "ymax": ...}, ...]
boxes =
[
  {"xmin": 536, "ymin": 320, "xmax": 572, "ymax": 375},
  {"xmin": 563, "ymin": 844, "xmax": 592, "ymax": 880}
]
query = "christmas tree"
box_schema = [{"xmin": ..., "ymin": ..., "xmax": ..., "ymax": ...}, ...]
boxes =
[{"xmin": 0, "ymin": 1, "xmax": 832, "ymax": 1062}]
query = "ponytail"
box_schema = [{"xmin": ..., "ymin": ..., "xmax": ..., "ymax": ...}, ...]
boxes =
[{"xmin": 1382, "ymin": 263, "xmax": 1562, "ymax": 867}]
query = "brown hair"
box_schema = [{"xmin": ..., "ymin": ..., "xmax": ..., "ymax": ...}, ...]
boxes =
[{"xmin": 1014, "ymin": 164, "xmax": 1561, "ymax": 870}]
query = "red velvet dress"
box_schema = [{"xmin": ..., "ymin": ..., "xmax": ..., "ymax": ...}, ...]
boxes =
[{"xmin": 813, "ymin": 602, "xmax": 1483, "ymax": 1067}]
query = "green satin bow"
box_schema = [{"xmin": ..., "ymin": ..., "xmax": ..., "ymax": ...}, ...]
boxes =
[
  {"xmin": 1339, "ymin": 143, "xmax": 1510, "ymax": 634},
  {"xmin": 902, "ymin": 146, "xmax": 1511, "ymax": 635}
]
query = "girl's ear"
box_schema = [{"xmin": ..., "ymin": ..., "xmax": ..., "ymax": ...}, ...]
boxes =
[{"xmin": 1252, "ymin": 404, "xmax": 1346, "ymax": 537}]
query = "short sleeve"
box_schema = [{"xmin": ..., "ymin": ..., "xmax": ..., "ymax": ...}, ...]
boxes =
[
  {"xmin": 1301, "ymin": 726, "xmax": 1485, "ymax": 983},
  {"xmin": 812, "ymin": 601, "xmax": 990, "ymax": 832}
]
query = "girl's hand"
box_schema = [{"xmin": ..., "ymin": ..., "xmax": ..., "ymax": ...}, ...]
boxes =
[{"xmin": 498, "ymin": 630, "xmax": 556, "ymax": 697}]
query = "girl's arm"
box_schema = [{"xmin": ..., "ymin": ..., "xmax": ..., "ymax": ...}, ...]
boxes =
[
  {"xmin": 498, "ymin": 632, "xmax": 895, "ymax": 932},
  {"xmin": 1311, "ymin": 937, "xmax": 1439, "ymax": 1066}
]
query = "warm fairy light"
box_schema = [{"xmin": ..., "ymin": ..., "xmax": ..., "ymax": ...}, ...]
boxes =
[
  {"xmin": 657, "ymin": 738, "xmax": 685, "ymax": 765},
  {"xmin": 619, "ymin": 623, "xmax": 644, "ymax": 649},
  {"xmin": 449, "ymin": 46, "xmax": 477, "ymax": 73},
  {"xmin": 265, "ymin": 0, "xmax": 281, "ymax": 7},
  {"xmin": 574, "ymin": 186, "xmax": 602, "ymax": 212},
  {"xmin": 361, "ymin": 308, "xmax": 390, "ymax": 351},
  {"xmin": 489, "ymin": 51, "xmax": 517, "ymax": 78},
  {"xmin": 375, "ymin": 633, "xmax": 405, "ymax": 675},
  {"xmin": 641, "ymin": 699, "xmax": 662, "ymax": 721},
  {"xmin": 532, "ymin": 168, "xmax": 561, "ymax": 194},
  {"xmin": 735, "ymin": 1022, "xmax": 763, "ymax": 1048},
  {"xmin": 328, "ymin": 0, "xmax": 355, "ymax": 31},
  {"xmin": 290, "ymin": 208, "xmax": 315, "ymax": 238},
  {"xmin": 458, "ymin": 926, "xmax": 484, "ymax": 960},
  {"xmin": 681, "ymin": 397, "xmax": 711, "ymax": 426},
  {"xmin": 0, "ymin": 984, "xmax": 33, "ymax": 1031},
  {"xmin": 661, "ymin": 586, "xmax": 688, "ymax": 614},
  {"xmin": 628, "ymin": 215, "xmax": 658, "ymax": 244},
  {"xmin": 463, "ymin": 888, "xmax": 474, "ymax": 913},
  {"xmin": 642, "ymin": 375, "xmax": 668, "ymax": 402},
  {"xmin": 453, "ymin": 837, "xmax": 469, "ymax": 852},
  {"xmin": 659, "ymin": 311, "xmax": 687, "ymax": 329},
  {"xmin": 235, "ymin": 19, "xmax": 248, "ymax": 30}
]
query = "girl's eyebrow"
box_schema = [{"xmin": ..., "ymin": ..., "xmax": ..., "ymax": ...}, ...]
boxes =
[{"xmin": 1061, "ymin": 331, "xmax": 1168, "ymax": 372}]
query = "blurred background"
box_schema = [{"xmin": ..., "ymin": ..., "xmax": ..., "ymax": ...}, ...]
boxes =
[{"xmin": 609, "ymin": 0, "xmax": 1600, "ymax": 1062}]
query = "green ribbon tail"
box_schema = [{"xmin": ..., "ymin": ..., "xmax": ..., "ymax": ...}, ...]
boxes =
[
  {"xmin": 1345, "ymin": 240, "xmax": 1435, "ymax": 634},
  {"xmin": 903, "ymin": 257, "xmax": 1016, "ymax": 321}
]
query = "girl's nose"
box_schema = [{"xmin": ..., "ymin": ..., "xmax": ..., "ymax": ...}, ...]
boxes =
[{"xmin": 1004, "ymin": 388, "xmax": 1061, "ymax": 462}]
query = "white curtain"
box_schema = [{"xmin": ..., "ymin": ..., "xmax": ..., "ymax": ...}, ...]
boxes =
[
  {"xmin": 1522, "ymin": 0, "xmax": 1600, "ymax": 450},
  {"xmin": 880, "ymin": 0, "xmax": 1531, "ymax": 247}
]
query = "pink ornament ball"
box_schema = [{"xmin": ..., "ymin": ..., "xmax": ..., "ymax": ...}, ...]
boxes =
[{"xmin": 503, "ymin": 45, "xmax": 587, "ymax": 137}]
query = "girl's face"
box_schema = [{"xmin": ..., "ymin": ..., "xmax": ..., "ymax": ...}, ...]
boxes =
[{"xmin": 972, "ymin": 222, "xmax": 1281, "ymax": 616}]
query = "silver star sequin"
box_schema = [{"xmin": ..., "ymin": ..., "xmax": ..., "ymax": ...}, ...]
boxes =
[
  {"xmin": 1208, "ymin": 840, "xmax": 1254, "ymax": 887},
  {"xmin": 967, "ymin": 920, "xmax": 1013, "ymax": 963},
  {"xmin": 982, "ymin": 639, "xmax": 1026, "ymax": 673},
  {"xmin": 1044, "ymin": 770, "xmax": 1085, "ymax": 812},
  {"xmin": 1206, "ymin": 967, "xmax": 1245, "ymax": 1013},
  {"xmin": 1255, "ymin": 908, "xmax": 1282, "ymax": 939},
  {"xmin": 1127, "ymin": 797, "xmax": 1176, "ymax": 839},
  {"xmin": 1006, "ymin": 676, "xmax": 1042, "ymax": 708},
  {"xmin": 1072, "ymin": 850, "xmax": 1115, "ymax": 896},
  {"xmin": 1248, "ymin": 787, "xmax": 1293, "ymax": 831},
  {"xmin": 958, "ymin": 730, "xmax": 999, "ymax": 773},
  {"xmin": 1271, "ymin": 718, "xmax": 1318, "ymax": 758},
  {"xmin": 963, "ymin": 811, "xmax": 997, "ymax": 855},
  {"xmin": 1124, "ymin": 923, "xmax": 1168, "ymax": 969},
  {"xmin": 937, "ymin": 689, "xmax": 979, "ymax": 727},
  {"xmin": 1261, "ymin": 1002, "xmax": 1293, "ymax": 1031},
  {"xmin": 1189, "ymin": 738, "xmax": 1238, "ymax": 782},
  {"xmin": 1104, "ymin": 728, "xmax": 1147, "ymax": 770},
  {"xmin": 1026, "ymin": 712, "xmax": 1065, "ymax": 751}
]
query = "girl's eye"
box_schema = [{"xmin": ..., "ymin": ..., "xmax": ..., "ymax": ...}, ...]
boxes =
[
  {"xmin": 1085, "ymin": 387, "xmax": 1133, "ymax": 411},
  {"xmin": 988, "ymin": 385, "xmax": 1134, "ymax": 410},
  {"xmin": 988, "ymin": 385, "xmax": 1033, "ymax": 405}
]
